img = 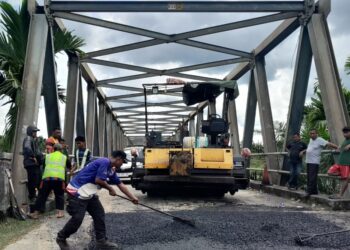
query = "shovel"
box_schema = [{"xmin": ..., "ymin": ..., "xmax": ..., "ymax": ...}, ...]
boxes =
[
  {"xmin": 116, "ymin": 194, "xmax": 195, "ymax": 227},
  {"xmin": 295, "ymin": 229, "xmax": 350, "ymax": 246},
  {"xmin": 5, "ymin": 169, "xmax": 26, "ymax": 221}
]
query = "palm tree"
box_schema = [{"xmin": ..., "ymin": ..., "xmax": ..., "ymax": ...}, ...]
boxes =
[
  {"xmin": 301, "ymin": 83, "xmax": 350, "ymax": 142},
  {"xmin": 345, "ymin": 56, "xmax": 350, "ymax": 75},
  {"xmin": 0, "ymin": 0, "xmax": 85, "ymax": 151}
]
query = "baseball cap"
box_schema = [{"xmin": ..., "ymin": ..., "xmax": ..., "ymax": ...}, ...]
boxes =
[
  {"xmin": 111, "ymin": 150, "xmax": 128, "ymax": 163},
  {"xmin": 28, "ymin": 125, "xmax": 40, "ymax": 132},
  {"xmin": 343, "ymin": 126, "xmax": 350, "ymax": 133}
]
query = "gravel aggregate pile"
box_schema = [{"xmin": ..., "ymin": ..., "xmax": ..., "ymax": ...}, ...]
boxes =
[{"xmin": 89, "ymin": 205, "xmax": 350, "ymax": 249}]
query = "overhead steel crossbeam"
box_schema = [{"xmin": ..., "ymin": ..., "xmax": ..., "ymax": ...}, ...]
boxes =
[
  {"xmin": 106, "ymin": 91, "xmax": 182, "ymax": 100},
  {"xmin": 54, "ymin": 12, "xmax": 253, "ymax": 58},
  {"xmin": 83, "ymin": 12, "xmax": 300, "ymax": 59},
  {"xmin": 99, "ymin": 84, "xmax": 181, "ymax": 93},
  {"xmin": 93, "ymin": 57, "xmax": 249, "ymax": 85},
  {"xmin": 83, "ymin": 58, "xmax": 229, "ymax": 83},
  {"xmin": 115, "ymin": 109, "xmax": 188, "ymax": 115},
  {"xmin": 110, "ymin": 99, "xmax": 184, "ymax": 105},
  {"xmin": 50, "ymin": 1, "xmax": 306, "ymax": 13},
  {"xmin": 116, "ymin": 114, "xmax": 188, "ymax": 119},
  {"xmin": 49, "ymin": 2, "xmax": 308, "ymax": 143},
  {"xmin": 182, "ymin": 16, "xmax": 302, "ymax": 127},
  {"xmin": 113, "ymin": 104, "xmax": 196, "ymax": 111}
]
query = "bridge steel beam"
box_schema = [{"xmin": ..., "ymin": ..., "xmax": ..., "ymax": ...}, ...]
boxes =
[
  {"xmin": 254, "ymin": 56, "xmax": 279, "ymax": 185},
  {"xmin": 12, "ymin": 14, "xmax": 48, "ymax": 205},
  {"xmin": 242, "ymin": 70, "xmax": 257, "ymax": 149},
  {"xmin": 97, "ymin": 58, "xmax": 248, "ymax": 85},
  {"xmin": 93, "ymin": 102, "xmax": 100, "ymax": 155},
  {"xmin": 228, "ymin": 100, "xmax": 241, "ymax": 155},
  {"xmin": 76, "ymin": 74, "xmax": 86, "ymax": 138},
  {"xmin": 83, "ymin": 12, "xmax": 299, "ymax": 59},
  {"xmin": 98, "ymin": 101, "xmax": 106, "ymax": 156},
  {"xmin": 112, "ymin": 119, "xmax": 118, "ymax": 151},
  {"xmin": 50, "ymin": 1, "xmax": 305, "ymax": 13},
  {"xmin": 42, "ymin": 26, "xmax": 61, "ymax": 135},
  {"xmin": 280, "ymin": 26, "xmax": 313, "ymax": 185},
  {"xmin": 183, "ymin": 17, "xmax": 300, "ymax": 126},
  {"xmin": 63, "ymin": 55, "xmax": 80, "ymax": 154},
  {"xmin": 106, "ymin": 111, "xmax": 114, "ymax": 156},
  {"xmin": 308, "ymin": 13, "xmax": 350, "ymax": 145},
  {"xmin": 86, "ymin": 85, "xmax": 96, "ymax": 151},
  {"xmin": 106, "ymin": 92, "xmax": 181, "ymax": 101},
  {"xmin": 188, "ymin": 118, "xmax": 195, "ymax": 137},
  {"xmin": 54, "ymin": 12, "xmax": 252, "ymax": 57},
  {"xmin": 196, "ymin": 111, "xmax": 204, "ymax": 137}
]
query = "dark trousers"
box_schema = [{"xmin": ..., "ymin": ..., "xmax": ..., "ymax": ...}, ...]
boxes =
[
  {"xmin": 25, "ymin": 166, "xmax": 41, "ymax": 200},
  {"xmin": 35, "ymin": 180, "xmax": 65, "ymax": 212},
  {"xmin": 288, "ymin": 162, "xmax": 302, "ymax": 188},
  {"xmin": 58, "ymin": 195, "xmax": 106, "ymax": 241},
  {"xmin": 306, "ymin": 163, "xmax": 319, "ymax": 195}
]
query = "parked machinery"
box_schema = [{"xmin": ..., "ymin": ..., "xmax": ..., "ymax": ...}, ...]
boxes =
[{"xmin": 131, "ymin": 81, "xmax": 249, "ymax": 196}]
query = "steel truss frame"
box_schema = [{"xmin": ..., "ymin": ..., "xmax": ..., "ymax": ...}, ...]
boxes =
[{"xmin": 11, "ymin": 1, "xmax": 349, "ymax": 205}]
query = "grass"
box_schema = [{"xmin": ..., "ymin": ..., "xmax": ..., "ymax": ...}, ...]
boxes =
[{"xmin": 0, "ymin": 217, "xmax": 40, "ymax": 249}]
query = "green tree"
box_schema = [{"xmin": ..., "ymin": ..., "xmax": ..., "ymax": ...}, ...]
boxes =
[
  {"xmin": 301, "ymin": 83, "xmax": 350, "ymax": 142},
  {"xmin": 345, "ymin": 56, "xmax": 350, "ymax": 75},
  {"xmin": 0, "ymin": 0, "xmax": 85, "ymax": 152}
]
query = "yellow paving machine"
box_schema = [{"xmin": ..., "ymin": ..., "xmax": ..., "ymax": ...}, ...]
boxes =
[{"xmin": 131, "ymin": 81, "xmax": 249, "ymax": 196}]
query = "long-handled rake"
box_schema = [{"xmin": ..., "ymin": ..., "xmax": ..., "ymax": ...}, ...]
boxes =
[
  {"xmin": 295, "ymin": 229, "xmax": 350, "ymax": 246},
  {"xmin": 116, "ymin": 194, "xmax": 195, "ymax": 227}
]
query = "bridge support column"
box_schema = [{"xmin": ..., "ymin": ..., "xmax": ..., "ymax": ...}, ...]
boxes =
[
  {"xmin": 93, "ymin": 104, "xmax": 100, "ymax": 155},
  {"xmin": 64, "ymin": 55, "xmax": 79, "ymax": 154},
  {"xmin": 43, "ymin": 27, "xmax": 61, "ymax": 135},
  {"xmin": 254, "ymin": 57, "xmax": 279, "ymax": 185},
  {"xmin": 86, "ymin": 85, "xmax": 96, "ymax": 152},
  {"xmin": 196, "ymin": 111, "xmax": 203, "ymax": 137},
  {"xmin": 76, "ymin": 74, "xmax": 86, "ymax": 138},
  {"xmin": 112, "ymin": 119, "xmax": 118, "ymax": 150},
  {"xmin": 12, "ymin": 14, "xmax": 48, "ymax": 205},
  {"xmin": 105, "ymin": 111, "xmax": 113, "ymax": 157},
  {"xmin": 208, "ymin": 101, "xmax": 216, "ymax": 116},
  {"xmin": 280, "ymin": 26, "xmax": 312, "ymax": 185},
  {"xmin": 228, "ymin": 99, "xmax": 241, "ymax": 155},
  {"xmin": 308, "ymin": 14, "xmax": 350, "ymax": 144},
  {"xmin": 189, "ymin": 118, "xmax": 195, "ymax": 137},
  {"xmin": 242, "ymin": 70, "xmax": 257, "ymax": 150},
  {"xmin": 98, "ymin": 101, "xmax": 106, "ymax": 156}
]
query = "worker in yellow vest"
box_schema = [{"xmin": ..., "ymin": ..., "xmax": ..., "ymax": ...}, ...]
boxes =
[{"xmin": 29, "ymin": 143, "xmax": 71, "ymax": 219}]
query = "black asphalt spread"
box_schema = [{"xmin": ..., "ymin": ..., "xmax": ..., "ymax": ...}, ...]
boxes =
[{"xmin": 88, "ymin": 204, "xmax": 350, "ymax": 250}]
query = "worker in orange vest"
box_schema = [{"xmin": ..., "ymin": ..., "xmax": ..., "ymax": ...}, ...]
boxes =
[{"xmin": 46, "ymin": 128, "xmax": 62, "ymax": 153}]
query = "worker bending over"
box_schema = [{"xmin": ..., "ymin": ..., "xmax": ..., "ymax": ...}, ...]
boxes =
[{"xmin": 56, "ymin": 150, "xmax": 139, "ymax": 250}]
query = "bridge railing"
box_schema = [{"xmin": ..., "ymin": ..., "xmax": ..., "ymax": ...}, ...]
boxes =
[{"xmin": 247, "ymin": 150, "xmax": 341, "ymax": 195}]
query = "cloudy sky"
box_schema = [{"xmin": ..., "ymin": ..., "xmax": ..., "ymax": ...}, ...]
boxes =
[{"xmin": 1, "ymin": 0, "xmax": 350, "ymax": 143}]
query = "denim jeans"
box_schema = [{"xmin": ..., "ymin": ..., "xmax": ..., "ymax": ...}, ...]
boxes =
[{"xmin": 288, "ymin": 162, "xmax": 302, "ymax": 188}]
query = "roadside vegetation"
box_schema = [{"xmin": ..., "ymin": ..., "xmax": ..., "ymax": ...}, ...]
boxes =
[
  {"xmin": 0, "ymin": 0, "xmax": 84, "ymax": 152},
  {"xmin": 0, "ymin": 218, "xmax": 40, "ymax": 249}
]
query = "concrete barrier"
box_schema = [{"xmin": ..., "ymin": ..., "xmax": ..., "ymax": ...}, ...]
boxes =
[{"xmin": 0, "ymin": 153, "xmax": 12, "ymax": 214}]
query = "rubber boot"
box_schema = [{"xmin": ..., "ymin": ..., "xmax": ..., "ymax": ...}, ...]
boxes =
[
  {"xmin": 96, "ymin": 238, "xmax": 121, "ymax": 250},
  {"xmin": 56, "ymin": 236, "xmax": 70, "ymax": 250}
]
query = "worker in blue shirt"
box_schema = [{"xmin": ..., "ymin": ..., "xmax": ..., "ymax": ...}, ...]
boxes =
[{"xmin": 56, "ymin": 150, "xmax": 139, "ymax": 250}]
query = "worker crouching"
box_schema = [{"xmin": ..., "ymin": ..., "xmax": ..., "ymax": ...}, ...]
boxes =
[
  {"xmin": 56, "ymin": 150, "xmax": 139, "ymax": 250},
  {"xmin": 29, "ymin": 143, "xmax": 71, "ymax": 219}
]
